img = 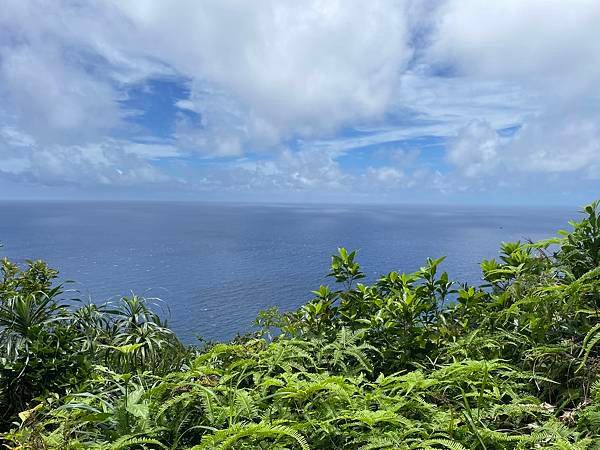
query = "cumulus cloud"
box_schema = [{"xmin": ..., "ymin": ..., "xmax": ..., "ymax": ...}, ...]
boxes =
[
  {"xmin": 0, "ymin": 0, "xmax": 599, "ymax": 200},
  {"xmin": 0, "ymin": 1, "xmax": 135, "ymax": 145},
  {"xmin": 112, "ymin": 0, "xmax": 415, "ymax": 152},
  {"xmin": 508, "ymin": 111, "xmax": 600, "ymax": 176},
  {"xmin": 0, "ymin": 45, "xmax": 122, "ymax": 144},
  {"xmin": 228, "ymin": 148, "xmax": 348, "ymax": 192},
  {"xmin": 429, "ymin": 0, "xmax": 600, "ymax": 90},
  {"xmin": 0, "ymin": 129, "xmax": 174, "ymax": 187},
  {"xmin": 0, "ymin": 0, "xmax": 418, "ymax": 188},
  {"xmin": 448, "ymin": 114, "xmax": 600, "ymax": 181},
  {"xmin": 448, "ymin": 121, "xmax": 500, "ymax": 178},
  {"xmin": 366, "ymin": 166, "xmax": 405, "ymax": 185},
  {"xmin": 429, "ymin": 0, "xmax": 600, "ymax": 187},
  {"xmin": 182, "ymin": 146, "xmax": 449, "ymax": 201}
]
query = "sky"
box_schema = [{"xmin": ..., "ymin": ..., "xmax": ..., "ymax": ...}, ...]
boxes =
[{"xmin": 0, "ymin": 0, "xmax": 599, "ymax": 205}]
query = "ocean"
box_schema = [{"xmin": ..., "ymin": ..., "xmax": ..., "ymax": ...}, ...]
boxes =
[{"xmin": 0, "ymin": 201, "xmax": 574, "ymax": 342}]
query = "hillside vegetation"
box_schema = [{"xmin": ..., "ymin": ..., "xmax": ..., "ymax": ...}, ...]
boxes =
[{"xmin": 2, "ymin": 202, "xmax": 600, "ymax": 449}]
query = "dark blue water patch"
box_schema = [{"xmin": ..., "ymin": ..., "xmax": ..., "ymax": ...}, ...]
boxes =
[{"xmin": 0, "ymin": 201, "xmax": 574, "ymax": 343}]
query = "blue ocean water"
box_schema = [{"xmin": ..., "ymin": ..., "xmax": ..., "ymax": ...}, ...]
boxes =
[{"xmin": 0, "ymin": 201, "xmax": 574, "ymax": 343}]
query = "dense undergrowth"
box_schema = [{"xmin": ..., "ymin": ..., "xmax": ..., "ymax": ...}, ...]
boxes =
[{"xmin": 2, "ymin": 202, "xmax": 600, "ymax": 448}]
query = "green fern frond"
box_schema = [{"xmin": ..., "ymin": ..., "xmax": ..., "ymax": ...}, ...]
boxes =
[
  {"xmin": 192, "ymin": 422, "xmax": 309, "ymax": 450},
  {"xmin": 110, "ymin": 436, "xmax": 167, "ymax": 449}
]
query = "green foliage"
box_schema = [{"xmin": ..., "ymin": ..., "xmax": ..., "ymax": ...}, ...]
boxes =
[
  {"xmin": 0, "ymin": 258, "xmax": 185, "ymax": 432},
  {"xmin": 4, "ymin": 201, "xmax": 600, "ymax": 449},
  {"xmin": 557, "ymin": 201, "xmax": 600, "ymax": 278}
]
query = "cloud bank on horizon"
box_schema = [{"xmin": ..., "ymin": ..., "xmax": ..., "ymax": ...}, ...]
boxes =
[{"xmin": 0, "ymin": 0, "xmax": 599, "ymax": 204}]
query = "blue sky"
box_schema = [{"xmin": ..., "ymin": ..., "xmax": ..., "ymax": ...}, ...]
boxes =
[{"xmin": 0, "ymin": 1, "xmax": 599, "ymax": 205}]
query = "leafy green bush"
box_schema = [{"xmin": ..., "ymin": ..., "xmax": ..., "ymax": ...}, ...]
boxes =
[
  {"xmin": 0, "ymin": 258, "xmax": 185, "ymax": 432},
  {"xmin": 3, "ymin": 202, "xmax": 600, "ymax": 449}
]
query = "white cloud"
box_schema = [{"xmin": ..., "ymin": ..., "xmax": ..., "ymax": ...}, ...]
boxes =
[
  {"xmin": 429, "ymin": 0, "xmax": 600, "ymax": 91},
  {"xmin": 1, "ymin": 0, "xmax": 600, "ymax": 199},
  {"xmin": 0, "ymin": 0, "xmax": 420, "ymax": 188},
  {"xmin": 111, "ymin": 0, "xmax": 414, "ymax": 149},
  {"xmin": 366, "ymin": 166, "xmax": 405, "ymax": 184},
  {"xmin": 304, "ymin": 71, "xmax": 535, "ymax": 158},
  {"xmin": 123, "ymin": 142, "xmax": 183, "ymax": 160},
  {"xmin": 0, "ymin": 126, "xmax": 35, "ymax": 147},
  {"xmin": 429, "ymin": 0, "xmax": 600, "ymax": 185},
  {"xmin": 448, "ymin": 121, "xmax": 500, "ymax": 177},
  {"xmin": 447, "ymin": 113, "xmax": 600, "ymax": 181},
  {"xmin": 501, "ymin": 110, "xmax": 600, "ymax": 176},
  {"xmin": 0, "ymin": 44, "xmax": 122, "ymax": 144},
  {"xmin": 28, "ymin": 144, "xmax": 171, "ymax": 186},
  {"xmin": 0, "ymin": 130, "xmax": 173, "ymax": 186},
  {"xmin": 179, "ymin": 147, "xmax": 451, "ymax": 201},
  {"xmin": 231, "ymin": 148, "xmax": 348, "ymax": 191},
  {"xmin": 0, "ymin": 1, "xmax": 135, "ymax": 145}
]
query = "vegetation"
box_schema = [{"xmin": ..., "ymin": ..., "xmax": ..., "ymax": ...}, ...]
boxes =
[{"xmin": 2, "ymin": 202, "xmax": 600, "ymax": 448}]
